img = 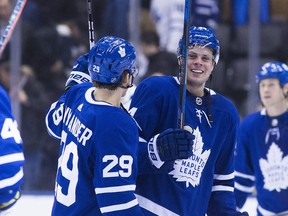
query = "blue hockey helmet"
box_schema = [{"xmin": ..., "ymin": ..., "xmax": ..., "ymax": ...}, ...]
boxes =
[
  {"xmin": 88, "ymin": 36, "xmax": 137, "ymax": 84},
  {"xmin": 256, "ymin": 61, "xmax": 288, "ymax": 87},
  {"xmin": 177, "ymin": 26, "xmax": 220, "ymax": 64}
]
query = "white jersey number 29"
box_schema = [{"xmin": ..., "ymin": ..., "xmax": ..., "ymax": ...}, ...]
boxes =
[
  {"xmin": 103, "ymin": 155, "xmax": 133, "ymax": 178},
  {"xmin": 55, "ymin": 131, "xmax": 133, "ymax": 207}
]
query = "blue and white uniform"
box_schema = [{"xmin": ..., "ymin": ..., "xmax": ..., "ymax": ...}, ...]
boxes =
[
  {"xmin": 0, "ymin": 85, "xmax": 24, "ymax": 211},
  {"xmin": 235, "ymin": 109, "xmax": 288, "ymax": 215},
  {"xmin": 129, "ymin": 76, "xmax": 240, "ymax": 215},
  {"xmin": 46, "ymin": 82, "xmax": 143, "ymax": 215}
]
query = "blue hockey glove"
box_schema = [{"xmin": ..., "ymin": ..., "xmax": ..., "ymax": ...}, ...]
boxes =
[
  {"xmin": 156, "ymin": 128, "xmax": 194, "ymax": 161},
  {"xmin": 65, "ymin": 53, "xmax": 91, "ymax": 90}
]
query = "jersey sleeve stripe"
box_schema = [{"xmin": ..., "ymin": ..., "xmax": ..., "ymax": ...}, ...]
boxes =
[
  {"xmin": 235, "ymin": 171, "xmax": 255, "ymax": 181},
  {"xmin": 214, "ymin": 172, "xmax": 234, "ymax": 180},
  {"xmin": 0, "ymin": 168, "xmax": 23, "ymax": 188},
  {"xmin": 95, "ymin": 184, "xmax": 136, "ymax": 194},
  {"xmin": 0, "ymin": 153, "xmax": 25, "ymax": 165},
  {"xmin": 100, "ymin": 198, "xmax": 139, "ymax": 213},
  {"xmin": 139, "ymin": 136, "xmax": 146, "ymax": 142},
  {"xmin": 211, "ymin": 185, "xmax": 234, "ymax": 192},
  {"xmin": 135, "ymin": 194, "xmax": 180, "ymax": 216},
  {"xmin": 258, "ymin": 205, "xmax": 277, "ymax": 215},
  {"xmin": 234, "ymin": 182, "xmax": 255, "ymax": 193},
  {"xmin": 45, "ymin": 102, "xmax": 61, "ymax": 139}
]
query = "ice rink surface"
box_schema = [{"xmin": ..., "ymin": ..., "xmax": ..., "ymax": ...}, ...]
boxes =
[{"xmin": 13, "ymin": 193, "xmax": 257, "ymax": 216}]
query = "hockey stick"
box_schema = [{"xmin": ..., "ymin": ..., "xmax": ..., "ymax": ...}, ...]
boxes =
[
  {"xmin": 177, "ymin": 0, "xmax": 191, "ymax": 129},
  {"xmin": 0, "ymin": 0, "xmax": 27, "ymax": 58},
  {"xmin": 87, "ymin": 0, "xmax": 95, "ymax": 49}
]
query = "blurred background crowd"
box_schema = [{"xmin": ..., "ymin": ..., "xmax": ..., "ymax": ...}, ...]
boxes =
[{"xmin": 0, "ymin": 0, "xmax": 288, "ymax": 192}]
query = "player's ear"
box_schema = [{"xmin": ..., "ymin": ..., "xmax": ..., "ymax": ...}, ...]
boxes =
[
  {"xmin": 283, "ymin": 83, "xmax": 288, "ymax": 98},
  {"xmin": 122, "ymin": 71, "xmax": 130, "ymax": 84},
  {"xmin": 120, "ymin": 71, "xmax": 132, "ymax": 88}
]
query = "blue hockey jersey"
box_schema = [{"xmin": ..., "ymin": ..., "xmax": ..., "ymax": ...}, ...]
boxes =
[
  {"xmin": 45, "ymin": 82, "xmax": 143, "ymax": 215},
  {"xmin": 235, "ymin": 109, "xmax": 288, "ymax": 215},
  {"xmin": 129, "ymin": 76, "xmax": 240, "ymax": 215},
  {"xmin": 0, "ymin": 85, "xmax": 24, "ymax": 204}
]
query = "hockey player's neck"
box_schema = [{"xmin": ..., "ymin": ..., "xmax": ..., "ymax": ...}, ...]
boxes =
[
  {"xmin": 266, "ymin": 101, "xmax": 288, "ymax": 117},
  {"xmin": 93, "ymin": 89, "xmax": 122, "ymax": 107},
  {"xmin": 187, "ymin": 84, "xmax": 206, "ymax": 97}
]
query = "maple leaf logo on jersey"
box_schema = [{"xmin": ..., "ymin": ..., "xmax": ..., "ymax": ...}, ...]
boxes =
[
  {"xmin": 259, "ymin": 143, "xmax": 288, "ymax": 192},
  {"xmin": 118, "ymin": 47, "xmax": 126, "ymax": 57},
  {"xmin": 169, "ymin": 127, "xmax": 211, "ymax": 188}
]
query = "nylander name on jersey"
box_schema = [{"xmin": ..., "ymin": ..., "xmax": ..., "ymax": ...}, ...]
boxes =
[{"xmin": 61, "ymin": 106, "xmax": 92, "ymax": 146}]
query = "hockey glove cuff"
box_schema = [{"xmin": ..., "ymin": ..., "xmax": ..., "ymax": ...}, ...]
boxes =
[
  {"xmin": 65, "ymin": 71, "xmax": 91, "ymax": 90},
  {"xmin": 65, "ymin": 53, "xmax": 91, "ymax": 90},
  {"xmin": 148, "ymin": 128, "xmax": 194, "ymax": 167},
  {"xmin": 148, "ymin": 134, "xmax": 165, "ymax": 169}
]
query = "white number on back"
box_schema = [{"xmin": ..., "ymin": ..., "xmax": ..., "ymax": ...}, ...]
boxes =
[
  {"xmin": 56, "ymin": 131, "xmax": 79, "ymax": 207},
  {"xmin": 103, "ymin": 155, "xmax": 133, "ymax": 178}
]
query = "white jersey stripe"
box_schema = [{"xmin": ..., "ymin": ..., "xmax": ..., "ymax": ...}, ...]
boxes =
[
  {"xmin": 45, "ymin": 102, "xmax": 61, "ymax": 139},
  {"xmin": 211, "ymin": 185, "xmax": 234, "ymax": 192},
  {"xmin": 234, "ymin": 182, "xmax": 255, "ymax": 193},
  {"xmin": 95, "ymin": 184, "xmax": 136, "ymax": 194},
  {"xmin": 214, "ymin": 172, "xmax": 235, "ymax": 180},
  {"xmin": 0, "ymin": 153, "xmax": 24, "ymax": 165},
  {"xmin": 136, "ymin": 194, "xmax": 180, "ymax": 216},
  {"xmin": 100, "ymin": 198, "xmax": 138, "ymax": 213},
  {"xmin": 0, "ymin": 168, "xmax": 23, "ymax": 188},
  {"xmin": 235, "ymin": 171, "xmax": 255, "ymax": 181}
]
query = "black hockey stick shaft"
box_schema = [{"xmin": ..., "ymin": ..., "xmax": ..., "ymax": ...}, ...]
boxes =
[
  {"xmin": 177, "ymin": 0, "xmax": 191, "ymax": 129},
  {"xmin": 87, "ymin": 0, "xmax": 95, "ymax": 49}
]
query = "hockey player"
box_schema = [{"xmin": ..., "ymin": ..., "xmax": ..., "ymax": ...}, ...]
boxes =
[
  {"xmin": 235, "ymin": 62, "xmax": 288, "ymax": 215},
  {"xmin": 45, "ymin": 36, "xmax": 193, "ymax": 215},
  {"xmin": 0, "ymin": 78, "xmax": 25, "ymax": 214},
  {"xmin": 129, "ymin": 26, "xmax": 248, "ymax": 215}
]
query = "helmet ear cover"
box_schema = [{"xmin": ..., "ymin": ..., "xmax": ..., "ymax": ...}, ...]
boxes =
[
  {"xmin": 256, "ymin": 61, "xmax": 288, "ymax": 87},
  {"xmin": 88, "ymin": 36, "xmax": 137, "ymax": 85}
]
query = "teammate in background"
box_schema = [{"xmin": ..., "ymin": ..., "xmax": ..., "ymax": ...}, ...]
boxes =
[
  {"xmin": 149, "ymin": 0, "xmax": 184, "ymax": 53},
  {"xmin": 149, "ymin": 0, "xmax": 219, "ymax": 54},
  {"xmin": 129, "ymin": 26, "xmax": 248, "ymax": 215},
  {"xmin": 0, "ymin": 67, "xmax": 25, "ymax": 215},
  {"xmin": 234, "ymin": 62, "xmax": 288, "ymax": 216},
  {"xmin": 45, "ymin": 36, "xmax": 145, "ymax": 215}
]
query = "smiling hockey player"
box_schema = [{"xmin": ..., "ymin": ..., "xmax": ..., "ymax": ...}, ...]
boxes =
[{"xmin": 129, "ymin": 26, "xmax": 248, "ymax": 216}]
